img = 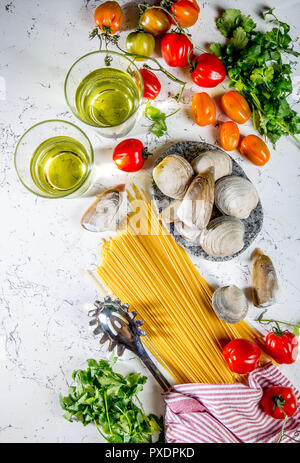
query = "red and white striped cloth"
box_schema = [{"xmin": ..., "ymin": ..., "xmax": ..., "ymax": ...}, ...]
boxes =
[{"xmin": 164, "ymin": 363, "xmax": 300, "ymax": 443}]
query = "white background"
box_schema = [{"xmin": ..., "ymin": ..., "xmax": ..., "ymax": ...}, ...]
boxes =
[{"xmin": 0, "ymin": 0, "xmax": 300, "ymax": 443}]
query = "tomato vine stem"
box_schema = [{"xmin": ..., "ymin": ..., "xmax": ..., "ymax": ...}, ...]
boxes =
[
  {"xmin": 138, "ymin": 4, "xmax": 206, "ymax": 54},
  {"xmin": 90, "ymin": 28, "xmax": 186, "ymax": 103}
]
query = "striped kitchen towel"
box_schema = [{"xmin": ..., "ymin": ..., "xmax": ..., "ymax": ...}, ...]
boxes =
[{"xmin": 164, "ymin": 363, "xmax": 300, "ymax": 443}]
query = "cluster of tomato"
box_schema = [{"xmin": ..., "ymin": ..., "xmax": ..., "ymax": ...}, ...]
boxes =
[
  {"xmin": 192, "ymin": 90, "xmax": 271, "ymax": 166},
  {"xmin": 94, "ymin": 1, "xmax": 272, "ymax": 170},
  {"xmin": 222, "ymin": 330, "xmax": 298, "ymax": 423},
  {"xmin": 94, "ymin": 1, "xmax": 227, "ymax": 94}
]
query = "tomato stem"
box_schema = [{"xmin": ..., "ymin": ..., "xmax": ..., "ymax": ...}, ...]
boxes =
[
  {"xmin": 256, "ymin": 310, "xmax": 300, "ymax": 333},
  {"xmin": 90, "ymin": 29, "xmax": 186, "ymax": 103},
  {"xmin": 139, "ymin": 4, "xmax": 206, "ymax": 56},
  {"xmin": 276, "ymin": 411, "xmax": 288, "ymax": 443},
  {"xmin": 281, "ymin": 431, "xmax": 300, "ymax": 442}
]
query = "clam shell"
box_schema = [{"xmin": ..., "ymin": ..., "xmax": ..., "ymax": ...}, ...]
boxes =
[
  {"xmin": 153, "ymin": 154, "xmax": 194, "ymax": 199},
  {"xmin": 191, "ymin": 150, "xmax": 232, "ymax": 181},
  {"xmin": 251, "ymin": 248, "xmax": 279, "ymax": 308},
  {"xmin": 174, "ymin": 221, "xmax": 202, "ymax": 242},
  {"xmin": 212, "ymin": 285, "xmax": 248, "ymax": 324},
  {"xmin": 81, "ymin": 185, "xmax": 125, "ymax": 233},
  {"xmin": 200, "ymin": 216, "xmax": 245, "ymax": 257},
  {"xmin": 177, "ymin": 169, "xmax": 215, "ymax": 230},
  {"xmin": 215, "ymin": 176, "xmax": 259, "ymax": 219}
]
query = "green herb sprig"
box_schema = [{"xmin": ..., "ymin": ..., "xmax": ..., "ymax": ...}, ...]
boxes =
[
  {"xmin": 210, "ymin": 8, "xmax": 300, "ymax": 147},
  {"xmin": 257, "ymin": 310, "xmax": 300, "ymax": 336},
  {"xmin": 144, "ymin": 102, "xmax": 181, "ymax": 137},
  {"xmin": 59, "ymin": 358, "xmax": 163, "ymax": 443}
]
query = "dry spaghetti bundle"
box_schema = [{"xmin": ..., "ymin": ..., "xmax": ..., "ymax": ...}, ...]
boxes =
[{"xmin": 96, "ymin": 186, "xmax": 267, "ymax": 384}]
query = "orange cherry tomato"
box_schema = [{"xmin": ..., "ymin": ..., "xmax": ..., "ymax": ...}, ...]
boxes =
[
  {"xmin": 170, "ymin": 0, "xmax": 199, "ymax": 28},
  {"xmin": 220, "ymin": 121, "xmax": 240, "ymax": 151},
  {"xmin": 192, "ymin": 92, "xmax": 216, "ymax": 127},
  {"xmin": 221, "ymin": 91, "xmax": 251, "ymax": 124},
  {"xmin": 239, "ymin": 135, "xmax": 271, "ymax": 166},
  {"xmin": 94, "ymin": 1, "xmax": 124, "ymax": 34},
  {"xmin": 140, "ymin": 8, "xmax": 170, "ymax": 36}
]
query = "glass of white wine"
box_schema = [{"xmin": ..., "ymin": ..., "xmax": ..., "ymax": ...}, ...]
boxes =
[
  {"xmin": 64, "ymin": 51, "xmax": 144, "ymax": 138},
  {"xmin": 14, "ymin": 120, "xmax": 94, "ymax": 198}
]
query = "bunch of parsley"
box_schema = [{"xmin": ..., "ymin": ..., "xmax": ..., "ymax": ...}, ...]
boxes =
[
  {"xmin": 210, "ymin": 8, "xmax": 300, "ymax": 146},
  {"xmin": 59, "ymin": 358, "xmax": 163, "ymax": 443}
]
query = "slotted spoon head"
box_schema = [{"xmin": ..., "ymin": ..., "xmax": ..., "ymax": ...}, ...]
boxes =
[
  {"xmin": 89, "ymin": 296, "xmax": 146, "ymax": 357},
  {"xmin": 89, "ymin": 296, "xmax": 171, "ymax": 392}
]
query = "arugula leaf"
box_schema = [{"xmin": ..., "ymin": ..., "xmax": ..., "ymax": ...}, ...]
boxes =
[
  {"xmin": 210, "ymin": 8, "xmax": 300, "ymax": 147},
  {"xmin": 144, "ymin": 102, "xmax": 180, "ymax": 138},
  {"xmin": 60, "ymin": 358, "xmax": 163, "ymax": 443}
]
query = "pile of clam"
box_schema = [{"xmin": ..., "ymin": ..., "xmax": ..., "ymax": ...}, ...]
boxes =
[{"xmin": 153, "ymin": 150, "xmax": 259, "ymax": 258}]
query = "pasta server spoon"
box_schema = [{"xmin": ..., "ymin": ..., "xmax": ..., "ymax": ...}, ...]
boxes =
[{"xmin": 89, "ymin": 296, "xmax": 171, "ymax": 392}]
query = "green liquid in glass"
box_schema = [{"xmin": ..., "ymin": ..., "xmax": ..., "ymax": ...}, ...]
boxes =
[
  {"xmin": 75, "ymin": 68, "xmax": 140, "ymax": 127},
  {"xmin": 30, "ymin": 136, "xmax": 90, "ymax": 197}
]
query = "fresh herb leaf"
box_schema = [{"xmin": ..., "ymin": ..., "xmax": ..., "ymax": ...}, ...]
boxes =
[
  {"xmin": 60, "ymin": 358, "xmax": 163, "ymax": 443},
  {"xmin": 209, "ymin": 42, "xmax": 224, "ymax": 57},
  {"xmin": 216, "ymin": 9, "xmax": 244, "ymax": 37},
  {"xmin": 293, "ymin": 325, "xmax": 300, "ymax": 337},
  {"xmin": 211, "ymin": 8, "xmax": 300, "ymax": 147},
  {"xmin": 231, "ymin": 26, "xmax": 249, "ymax": 49},
  {"xmin": 144, "ymin": 102, "xmax": 180, "ymax": 138},
  {"xmin": 216, "ymin": 9, "xmax": 256, "ymax": 38}
]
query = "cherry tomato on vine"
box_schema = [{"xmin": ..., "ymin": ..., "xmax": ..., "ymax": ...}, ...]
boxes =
[
  {"xmin": 191, "ymin": 53, "xmax": 226, "ymax": 88},
  {"xmin": 170, "ymin": 0, "xmax": 200, "ymax": 28},
  {"xmin": 192, "ymin": 92, "xmax": 216, "ymax": 126},
  {"xmin": 140, "ymin": 8, "xmax": 171, "ymax": 36},
  {"xmin": 140, "ymin": 69, "xmax": 161, "ymax": 100},
  {"xmin": 260, "ymin": 387, "xmax": 298, "ymax": 420},
  {"xmin": 126, "ymin": 32, "xmax": 155, "ymax": 60},
  {"xmin": 113, "ymin": 139, "xmax": 150, "ymax": 172},
  {"xmin": 161, "ymin": 32, "xmax": 193, "ymax": 67},
  {"xmin": 221, "ymin": 91, "xmax": 251, "ymax": 124},
  {"xmin": 265, "ymin": 330, "xmax": 298, "ymax": 364},
  {"xmin": 239, "ymin": 135, "xmax": 270, "ymax": 166},
  {"xmin": 220, "ymin": 121, "xmax": 240, "ymax": 151},
  {"xmin": 222, "ymin": 339, "xmax": 261, "ymax": 374},
  {"xmin": 94, "ymin": 1, "xmax": 124, "ymax": 34}
]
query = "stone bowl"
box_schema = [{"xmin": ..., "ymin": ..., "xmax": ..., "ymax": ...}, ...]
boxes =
[{"xmin": 152, "ymin": 141, "xmax": 263, "ymax": 262}]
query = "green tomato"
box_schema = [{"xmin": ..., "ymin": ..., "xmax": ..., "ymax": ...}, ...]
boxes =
[{"xmin": 126, "ymin": 32, "xmax": 155, "ymax": 61}]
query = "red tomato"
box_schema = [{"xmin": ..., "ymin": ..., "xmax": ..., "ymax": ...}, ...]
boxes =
[
  {"xmin": 221, "ymin": 91, "xmax": 251, "ymax": 124},
  {"xmin": 260, "ymin": 387, "xmax": 298, "ymax": 420},
  {"xmin": 161, "ymin": 33, "xmax": 193, "ymax": 67},
  {"xmin": 139, "ymin": 69, "xmax": 161, "ymax": 100},
  {"xmin": 239, "ymin": 135, "xmax": 270, "ymax": 166},
  {"xmin": 94, "ymin": 1, "xmax": 124, "ymax": 34},
  {"xmin": 265, "ymin": 331, "xmax": 298, "ymax": 364},
  {"xmin": 220, "ymin": 121, "xmax": 240, "ymax": 151},
  {"xmin": 113, "ymin": 139, "xmax": 148, "ymax": 172},
  {"xmin": 170, "ymin": 0, "xmax": 199, "ymax": 28},
  {"xmin": 191, "ymin": 53, "xmax": 226, "ymax": 88},
  {"xmin": 223, "ymin": 339, "xmax": 261, "ymax": 374},
  {"xmin": 192, "ymin": 92, "xmax": 216, "ymax": 126}
]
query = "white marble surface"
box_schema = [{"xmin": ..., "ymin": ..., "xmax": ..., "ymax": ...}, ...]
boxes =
[{"xmin": 1, "ymin": 0, "xmax": 300, "ymax": 443}]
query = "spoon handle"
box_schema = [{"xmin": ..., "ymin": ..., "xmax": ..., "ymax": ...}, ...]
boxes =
[{"xmin": 134, "ymin": 339, "xmax": 171, "ymax": 392}]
